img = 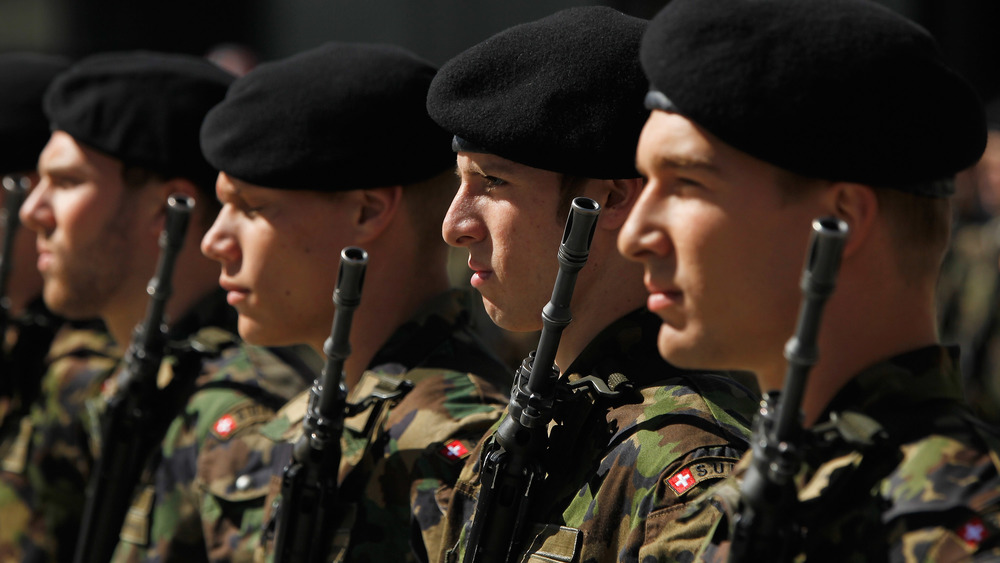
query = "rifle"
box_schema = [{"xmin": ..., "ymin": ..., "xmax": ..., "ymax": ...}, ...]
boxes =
[
  {"xmin": 462, "ymin": 197, "xmax": 601, "ymax": 563},
  {"xmin": 0, "ymin": 174, "xmax": 31, "ymax": 364},
  {"xmin": 73, "ymin": 194, "xmax": 195, "ymax": 563},
  {"xmin": 727, "ymin": 216, "xmax": 849, "ymax": 562},
  {"xmin": 272, "ymin": 246, "xmax": 368, "ymax": 563}
]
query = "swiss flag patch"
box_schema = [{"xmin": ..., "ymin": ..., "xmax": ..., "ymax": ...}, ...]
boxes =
[
  {"xmin": 958, "ymin": 516, "xmax": 989, "ymax": 548},
  {"xmin": 667, "ymin": 468, "xmax": 696, "ymax": 495},
  {"xmin": 439, "ymin": 440, "xmax": 470, "ymax": 461},
  {"xmin": 213, "ymin": 415, "xmax": 237, "ymax": 438}
]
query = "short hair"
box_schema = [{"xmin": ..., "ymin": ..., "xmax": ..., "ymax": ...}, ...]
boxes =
[
  {"xmin": 556, "ymin": 174, "xmax": 590, "ymax": 223},
  {"xmin": 775, "ymin": 169, "xmax": 951, "ymax": 281},
  {"xmin": 401, "ymin": 169, "xmax": 459, "ymax": 260},
  {"xmin": 120, "ymin": 163, "xmax": 221, "ymax": 231}
]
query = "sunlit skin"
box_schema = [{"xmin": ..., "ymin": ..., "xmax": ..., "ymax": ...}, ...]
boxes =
[
  {"xmin": 443, "ymin": 153, "xmax": 569, "ymax": 333},
  {"xmin": 20, "ymin": 132, "xmax": 152, "ymax": 331},
  {"xmin": 618, "ymin": 111, "xmax": 824, "ymax": 383},
  {"xmin": 201, "ymin": 172, "xmax": 447, "ymax": 386},
  {"xmin": 444, "ymin": 152, "xmax": 648, "ymax": 371},
  {"xmin": 618, "ymin": 110, "xmax": 942, "ymax": 423},
  {"xmin": 201, "ymin": 173, "xmax": 353, "ymax": 352},
  {"xmin": 20, "ymin": 131, "xmax": 219, "ymax": 347}
]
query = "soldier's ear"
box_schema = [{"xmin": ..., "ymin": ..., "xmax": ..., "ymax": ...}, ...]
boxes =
[
  {"xmin": 148, "ymin": 177, "xmax": 202, "ymax": 238},
  {"xmin": 352, "ymin": 185, "xmax": 403, "ymax": 243},
  {"xmin": 826, "ymin": 181, "xmax": 878, "ymax": 260},
  {"xmin": 593, "ymin": 177, "xmax": 643, "ymax": 231}
]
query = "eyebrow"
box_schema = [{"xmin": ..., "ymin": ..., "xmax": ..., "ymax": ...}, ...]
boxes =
[
  {"xmin": 459, "ymin": 156, "xmax": 519, "ymax": 179},
  {"xmin": 640, "ymin": 153, "xmax": 720, "ymax": 176}
]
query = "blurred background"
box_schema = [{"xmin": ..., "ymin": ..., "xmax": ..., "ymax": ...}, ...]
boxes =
[{"xmin": 1, "ymin": 0, "xmax": 998, "ymax": 100}]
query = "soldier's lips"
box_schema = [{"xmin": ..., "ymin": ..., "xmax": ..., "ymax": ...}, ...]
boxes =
[
  {"xmin": 470, "ymin": 270, "xmax": 492, "ymax": 288},
  {"xmin": 36, "ymin": 250, "xmax": 53, "ymax": 273},
  {"xmin": 467, "ymin": 258, "xmax": 492, "ymax": 289},
  {"xmin": 645, "ymin": 280, "xmax": 683, "ymax": 314},
  {"xmin": 219, "ymin": 280, "xmax": 250, "ymax": 306}
]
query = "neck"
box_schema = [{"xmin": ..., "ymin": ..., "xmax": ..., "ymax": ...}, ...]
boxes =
[
  {"xmin": 315, "ymin": 249, "xmax": 452, "ymax": 390},
  {"xmin": 105, "ymin": 235, "xmax": 222, "ymax": 349},
  {"xmin": 796, "ymin": 276, "xmax": 938, "ymax": 426},
  {"xmin": 554, "ymin": 249, "xmax": 647, "ymax": 372}
]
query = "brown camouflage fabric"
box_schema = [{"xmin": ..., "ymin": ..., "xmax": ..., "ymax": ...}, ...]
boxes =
[
  {"xmin": 0, "ymin": 319, "xmax": 120, "ymax": 563},
  {"xmin": 435, "ymin": 308, "xmax": 761, "ymax": 563},
  {"xmin": 106, "ymin": 314, "xmax": 317, "ymax": 562},
  {"xmin": 250, "ymin": 289, "xmax": 512, "ymax": 562},
  {"xmin": 937, "ymin": 216, "xmax": 1000, "ymax": 425},
  {"xmin": 692, "ymin": 345, "xmax": 1000, "ymax": 562}
]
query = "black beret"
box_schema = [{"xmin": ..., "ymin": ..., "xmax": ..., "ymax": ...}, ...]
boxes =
[
  {"xmin": 200, "ymin": 42, "xmax": 453, "ymax": 192},
  {"xmin": 44, "ymin": 51, "xmax": 234, "ymax": 189},
  {"xmin": 0, "ymin": 53, "xmax": 71, "ymax": 174},
  {"xmin": 427, "ymin": 6, "xmax": 649, "ymax": 180},
  {"xmin": 641, "ymin": 0, "xmax": 986, "ymax": 194}
]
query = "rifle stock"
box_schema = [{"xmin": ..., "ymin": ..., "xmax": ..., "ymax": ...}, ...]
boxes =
[
  {"xmin": 463, "ymin": 197, "xmax": 601, "ymax": 563},
  {"xmin": 272, "ymin": 246, "xmax": 368, "ymax": 563},
  {"xmin": 73, "ymin": 194, "xmax": 194, "ymax": 563},
  {"xmin": 727, "ymin": 216, "xmax": 849, "ymax": 562}
]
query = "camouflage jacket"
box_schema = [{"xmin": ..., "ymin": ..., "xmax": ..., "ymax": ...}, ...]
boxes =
[
  {"xmin": 107, "ymin": 291, "xmax": 317, "ymax": 563},
  {"xmin": 254, "ymin": 289, "xmax": 512, "ymax": 563},
  {"xmin": 694, "ymin": 345, "xmax": 1000, "ymax": 562},
  {"xmin": 436, "ymin": 308, "xmax": 760, "ymax": 563},
  {"xmin": 937, "ymin": 217, "xmax": 1000, "ymax": 425},
  {"xmin": 0, "ymin": 319, "xmax": 119, "ymax": 563}
]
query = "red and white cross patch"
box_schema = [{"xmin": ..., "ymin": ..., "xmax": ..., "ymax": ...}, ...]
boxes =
[
  {"xmin": 213, "ymin": 414, "xmax": 237, "ymax": 439},
  {"xmin": 439, "ymin": 439, "xmax": 470, "ymax": 461},
  {"xmin": 664, "ymin": 457, "xmax": 737, "ymax": 497},
  {"xmin": 668, "ymin": 468, "xmax": 696, "ymax": 495},
  {"xmin": 958, "ymin": 516, "xmax": 988, "ymax": 548}
]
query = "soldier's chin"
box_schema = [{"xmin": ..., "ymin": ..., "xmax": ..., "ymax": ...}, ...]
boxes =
[
  {"xmin": 482, "ymin": 299, "xmax": 541, "ymax": 334},
  {"xmin": 42, "ymin": 286, "xmax": 98, "ymax": 321},
  {"xmin": 237, "ymin": 317, "xmax": 286, "ymax": 347},
  {"xmin": 656, "ymin": 325, "xmax": 713, "ymax": 370}
]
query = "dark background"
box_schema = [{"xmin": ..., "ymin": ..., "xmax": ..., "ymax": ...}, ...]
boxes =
[{"xmin": 2, "ymin": 0, "xmax": 998, "ymax": 102}]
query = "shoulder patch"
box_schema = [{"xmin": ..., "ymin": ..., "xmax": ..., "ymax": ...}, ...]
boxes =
[
  {"xmin": 210, "ymin": 403, "xmax": 275, "ymax": 441},
  {"xmin": 957, "ymin": 516, "xmax": 989, "ymax": 549},
  {"xmin": 665, "ymin": 456, "xmax": 738, "ymax": 497},
  {"xmin": 437, "ymin": 439, "xmax": 472, "ymax": 463}
]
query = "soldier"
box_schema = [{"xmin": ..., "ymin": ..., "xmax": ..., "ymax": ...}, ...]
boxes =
[
  {"xmin": 424, "ymin": 7, "xmax": 760, "ymax": 562},
  {"xmin": 17, "ymin": 52, "xmax": 315, "ymax": 562},
  {"xmin": 0, "ymin": 52, "xmax": 120, "ymax": 563},
  {"xmin": 197, "ymin": 42, "xmax": 511, "ymax": 561},
  {"xmin": 619, "ymin": 0, "xmax": 1000, "ymax": 559}
]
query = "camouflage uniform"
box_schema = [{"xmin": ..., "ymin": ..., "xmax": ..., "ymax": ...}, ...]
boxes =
[
  {"xmin": 436, "ymin": 308, "xmax": 761, "ymax": 563},
  {"xmin": 252, "ymin": 289, "xmax": 511, "ymax": 562},
  {"xmin": 105, "ymin": 291, "xmax": 317, "ymax": 563},
  {"xmin": 0, "ymin": 316, "xmax": 119, "ymax": 563},
  {"xmin": 692, "ymin": 345, "xmax": 1000, "ymax": 562},
  {"xmin": 937, "ymin": 216, "xmax": 1000, "ymax": 424}
]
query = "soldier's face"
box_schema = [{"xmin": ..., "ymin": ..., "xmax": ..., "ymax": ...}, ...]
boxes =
[
  {"xmin": 20, "ymin": 131, "xmax": 147, "ymax": 320},
  {"xmin": 201, "ymin": 173, "xmax": 349, "ymax": 349},
  {"xmin": 618, "ymin": 111, "xmax": 823, "ymax": 382},
  {"xmin": 443, "ymin": 153, "xmax": 570, "ymax": 332}
]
